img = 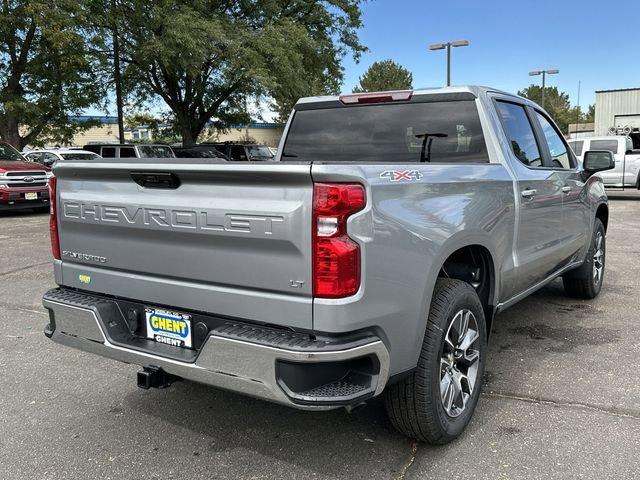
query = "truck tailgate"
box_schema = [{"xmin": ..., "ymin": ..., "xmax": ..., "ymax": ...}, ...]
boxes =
[{"xmin": 54, "ymin": 160, "xmax": 313, "ymax": 329}]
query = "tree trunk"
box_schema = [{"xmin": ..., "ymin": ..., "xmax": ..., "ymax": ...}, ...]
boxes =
[
  {"xmin": 180, "ymin": 122, "xmax": 196, "ymax": 147},
  {"xmin": 177, "ymin": 112, "xmax": 206, "ymax": 147},
  {"xmin": 0, "ymin": 115, "xmax": 23, "ymax": 150}
]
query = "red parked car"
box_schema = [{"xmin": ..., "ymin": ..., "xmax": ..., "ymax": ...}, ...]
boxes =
[{"xmin": 0, "ymin": 142, "xmax": 51, "ymax": 212}]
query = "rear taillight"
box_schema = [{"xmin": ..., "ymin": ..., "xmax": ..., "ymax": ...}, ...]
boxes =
[
  {"xmin": 313, "ymin": 183, "xmax": 366, "ymax": 298},
  {"xmin": 48, "ymin": 176, "xmax": 60, "ymax": 260}
]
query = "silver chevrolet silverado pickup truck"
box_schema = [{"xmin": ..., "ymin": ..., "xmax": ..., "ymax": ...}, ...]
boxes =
[{"xmin": 43, "ymin": 86, "xmax": 614, "ymax": 444}]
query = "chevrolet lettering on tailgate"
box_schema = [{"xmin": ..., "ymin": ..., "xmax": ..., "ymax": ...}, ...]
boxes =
[{"xmin": 62, "ymin": 202, "xmax": 284, "ymax": 236}]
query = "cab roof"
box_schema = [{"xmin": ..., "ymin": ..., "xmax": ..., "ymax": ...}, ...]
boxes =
[{"xmin": 295, "ymin": 85, "xmax": 529, "ymax": 107}]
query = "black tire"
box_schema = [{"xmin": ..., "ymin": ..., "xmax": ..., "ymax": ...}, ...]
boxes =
[
  {"xmin": 384, "ymin": 278, "xmax": 487, "ymax": 444},
  {"xmin": 562, "ymin": 218, "xmax": 605, "ymax": 299}
]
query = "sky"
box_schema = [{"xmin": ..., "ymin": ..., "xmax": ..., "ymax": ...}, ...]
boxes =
[{"xmin": 340, "ymin": 0, "xmax": 639, "ymax": 110}]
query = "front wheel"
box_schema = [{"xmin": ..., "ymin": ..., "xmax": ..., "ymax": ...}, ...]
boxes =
[
  {"xmin": 562, "ymin": 218, "xmax": 606, "ymax": 299},
  {"xmin": 384, "ymin": 278, "xmax": 487, "ymax": 444}
]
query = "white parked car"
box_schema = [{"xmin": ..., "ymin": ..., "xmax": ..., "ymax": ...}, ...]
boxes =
[
  {"xmin": 23, "ymin": 148, "xmax": 102, "ymax": 167},
  {"xmin": 569, "ymin": 136, "xmax": 640, "ymax": 188}
]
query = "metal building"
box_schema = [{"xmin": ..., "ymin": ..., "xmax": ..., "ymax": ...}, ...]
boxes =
[{"xmin": 594, "ymin": 88, "xmax": 640, "ymax": 147}]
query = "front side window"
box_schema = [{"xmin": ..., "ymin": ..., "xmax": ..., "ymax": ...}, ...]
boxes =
[
  {"xmin": 282, "ymin": 100, "xmax": 489, "ymax": 163},
  {"xmin": 26, "ymin": 152, "xmax": 44, "ymax": 163},
  {"xmin": 495, "ymin": 102, "xmax": 542, "ymax": 167},
  {"xmin": 569, "ymin": 140, "xmax": 584, "ymax": 156},
  {"xmin": 230, "ymin": 145, "xmax": 247, "ymax": 161},
  {"xmin": 535, "ymin": 112, "xmax": 573, "ymax": 169},
  {"xmin": 589, "ymin": 140, "xmax": 619, "ymax": 154}
]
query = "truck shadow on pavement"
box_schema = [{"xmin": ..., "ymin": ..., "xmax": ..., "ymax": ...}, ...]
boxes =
[
  {"xmin": 125, "ymin": 383, "xmax": 415, "ymax": 478},
  {"xmin": 120, "ymin": 279, "xmax": 619, "ymax": 478}
]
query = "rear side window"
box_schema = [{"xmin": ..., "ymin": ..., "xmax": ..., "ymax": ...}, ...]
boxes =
[
  {"xmin": 138, "ymin": 145, "xmax": 174, "ymax": 158},
  {"xmin": 120, "ymin": 147, "xmax": 137, "ymax": 158},
  {"xmin": 590, "ymin": 140, "xmax": 619, "ymax": 154},
  {"xmin": 535, "ymin": 112, "xmax": 574, "ymax": 169},
  {"xmin": 101, "ymin": 147, "xmax": 116, "ymax": 158},
  {"xmin": 282, "ymin": 100, "xmax": 489, "ymax": 163},
  {"xmin": 495, "ymin": 101, "xmax": 542, "ymax": 167},
  {"xmin": 569, "ymin": 140, "xmax": 584, "ymax": 156}
]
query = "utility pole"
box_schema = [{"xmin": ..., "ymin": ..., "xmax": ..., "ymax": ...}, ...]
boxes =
[
  {"xmin": 574, "ymin": 80, "xmax": 581, "ymax": 139},
  {"xmin": 429, "ymin": 40, "xmax": 470, "ymax": 87},
  {"xmin": 529, "ymin": 69, "xmax": 559, "ymax": 110},
  {"xmin": 111, "ymin": 0, "xmax": 125, "ymax": 143}
]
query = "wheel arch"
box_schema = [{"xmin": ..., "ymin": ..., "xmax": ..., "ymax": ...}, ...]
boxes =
[
  {"xmin": 424, "ymin": 234, "xmax": 500, "ymax": 338},
  {"xmin": 595, "ymin": 203, "xmax": 609, "ymax": 232}
]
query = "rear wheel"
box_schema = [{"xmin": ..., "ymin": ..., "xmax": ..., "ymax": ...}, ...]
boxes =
[
  {"xmin": 384, "ymin": 278, "xmax": 486, "ymax": 444},
  {"xmin": 562, "ymin": 218, "xmax": 605, "ymax": 299}
]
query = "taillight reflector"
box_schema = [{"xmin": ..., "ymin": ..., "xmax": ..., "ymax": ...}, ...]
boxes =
[
  {"xmin": 313, "ymin": 183, "xmax": 365, "ymax": 298},
  {"xmin": 48, "ymin": 176, "xmax": 61, "ymax": 260}
]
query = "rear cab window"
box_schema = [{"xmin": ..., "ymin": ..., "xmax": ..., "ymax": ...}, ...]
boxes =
[
  {"xmin": 590, "ymin": 140, "xmax": 619, "ymax": 155},
  {"xmin": 569, "ymin": 140, "xmax": 584, "ymax": 156},
  {"xmin": 282, "ymin": 99, "xmax": 489, "ymax": 163}
]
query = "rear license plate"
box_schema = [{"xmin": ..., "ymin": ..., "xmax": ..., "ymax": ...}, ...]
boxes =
[
  {"xmin": 25, "ymin": 192, "xmax": 38, "ymax": 200},
  {"xmin": 145, "ymin": 307, "xmax": 192, "ymax": 349}
]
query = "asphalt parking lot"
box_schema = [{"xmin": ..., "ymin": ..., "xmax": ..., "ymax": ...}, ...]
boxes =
[{"xmin": 1, "ymin": 193, "xmax": 639, "ymax": 480}]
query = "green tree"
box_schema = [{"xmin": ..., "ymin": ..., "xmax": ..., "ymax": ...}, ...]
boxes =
[
  {"xmin": 353, "ymin": 60, "xmax": 413, "ymax": 93},
  {"xmin": 0, "ymin": 0, "xmax": 105, "ymax": 148},
  {"xmin": 584, "ymin": 104, "xmax": 595, "ymax": 123},
  {"xmin": 518, "ymin": 85, "xmax": 593, "ymax": 134},
  {"xmin": 125, "ymin": 112, "xmax": 181, "ymax": 144},
  {"xmin": 117, "ymin": 0, "xmax": 366, "ymax": 146}
]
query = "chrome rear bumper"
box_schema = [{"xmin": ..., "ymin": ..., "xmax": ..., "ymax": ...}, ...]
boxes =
[{"xmin": 43, "ymin": 289, "xmax": 390, "ymax": 410}]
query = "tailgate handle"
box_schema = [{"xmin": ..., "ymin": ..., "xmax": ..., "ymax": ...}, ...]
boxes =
[{"xmin": 131, "ymin": 172, "xmax": 180, "ymax": 189}]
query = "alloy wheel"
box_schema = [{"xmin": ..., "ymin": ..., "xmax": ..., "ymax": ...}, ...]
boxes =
[
  {"xmin": 593, "ymin": 231, "xmax": 604, "ymax": 287},
  {"xmin": 440, "ymin": 309, "xmax": 481, "ymax": 418}
]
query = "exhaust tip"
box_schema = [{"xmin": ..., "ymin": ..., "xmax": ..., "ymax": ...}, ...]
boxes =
[{"xmin": 344, "ymin": 402, "xmax": 367, "ymax": 414}]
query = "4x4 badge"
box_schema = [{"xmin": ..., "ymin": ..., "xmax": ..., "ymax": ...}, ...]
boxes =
[{"xmin": 380, "ymin": 170, "xmax": 423, "ymax": 182}]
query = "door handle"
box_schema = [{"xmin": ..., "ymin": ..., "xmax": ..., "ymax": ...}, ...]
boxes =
[
  {"xmin": 561, "ymin": 186, "xmax": 572, "ymax": 194},
  {"xmin": 521, "ymin": 188, "xmax": 537, "ymax": 199}
]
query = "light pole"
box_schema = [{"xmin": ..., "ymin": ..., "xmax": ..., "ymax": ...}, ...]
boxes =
[
  {"xmin": 429, "ymin": 40, "xmax": 470, "ymax": 87},
  {"xmin": 529, "ymin": 69, "xmax": 559, "ymax": 109}
]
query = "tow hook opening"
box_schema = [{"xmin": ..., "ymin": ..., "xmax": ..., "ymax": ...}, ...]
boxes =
[{"xmin": 137, "ymin": 366, "xmax": 180, "ymax": 389}]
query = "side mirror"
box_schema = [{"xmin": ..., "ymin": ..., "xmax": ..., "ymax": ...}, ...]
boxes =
[{"xmin": 583, "ymin": 150, "xmax": 615, "ymax": 173}]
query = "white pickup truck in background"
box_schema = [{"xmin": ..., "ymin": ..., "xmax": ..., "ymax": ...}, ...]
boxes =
[{"xmin": 570, "ymin": 136, "xmax": 640, "ymax": 188}]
